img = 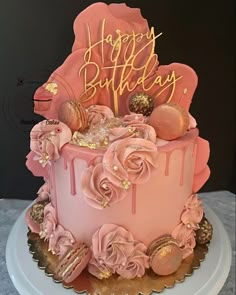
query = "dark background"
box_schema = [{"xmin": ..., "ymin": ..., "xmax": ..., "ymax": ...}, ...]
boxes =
[{"xmin": 0, "ymin": 0, "xmax": 235, "ymax": 199}]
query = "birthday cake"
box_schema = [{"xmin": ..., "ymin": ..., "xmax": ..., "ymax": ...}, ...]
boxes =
[{"xmin": 25, "ymin": 2, "xmax": 212, "ymax": 290}]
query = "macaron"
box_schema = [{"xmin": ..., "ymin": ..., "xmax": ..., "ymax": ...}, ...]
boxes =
[
  {"xmin": 149, "ymin": 103, "xmax": 189, "ymax": 140},
  {"xmin": 55, "ymin": 242, "xmax": 91, "ymax": 283},
  {"xmin": 147, "ymin": 236, "xmax": 183, "ymax": 276},
  {"xmin": 58, "ymin": 100, "xmax": 88, "ymax": 132}
]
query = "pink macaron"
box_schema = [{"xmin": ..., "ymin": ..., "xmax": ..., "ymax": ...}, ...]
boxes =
[
  {"xmin": 55, "ymin": 242, "xmax": 91, "ymax": 283},
  {"xmin": 149, "ymin": 103, "xmax": 189, "ymax": 140},
  {"xmin": 58, "ymin": 100, "xmax": 88, "ymax": 132},
  {"xmin": 147, "ymin": 236, "xmax": 183, "ymax": 276}
]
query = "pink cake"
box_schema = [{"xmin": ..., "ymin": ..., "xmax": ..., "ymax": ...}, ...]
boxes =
[{"xmin": 25, "ymin": 2, "xmax": 212, "ymax": 284}]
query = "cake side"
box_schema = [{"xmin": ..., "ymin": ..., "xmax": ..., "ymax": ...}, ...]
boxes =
[{"xmin": 54, "ymin": 129, "xmax": 198, "ymax": 246}]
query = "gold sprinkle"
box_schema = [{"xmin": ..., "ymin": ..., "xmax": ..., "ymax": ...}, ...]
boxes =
[
  {"xmin": 100, "ymin": 270, "xmax": 112, "ymax": 279},
  {"xmin": 113, "ymin": 165, "xmax": 118, "ymax": 171},
  {"xmin": 128, "ymin": 126, "xmax": 136, "ymax": 134},
  {"xmin": 184, "ymin": 88, "xmax": 188, "ymax": 94},
  {"xmin": 38, "ymin": 153, "xmax": 49, "ymax": 164},
  {"xmin": 121, "ymin": 179, "xmax": 131, "ymax": 190}
]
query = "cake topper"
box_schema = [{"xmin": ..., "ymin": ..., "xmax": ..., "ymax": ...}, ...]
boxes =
[{"xmin": 33, "ymin": 3, "xmax": 198, "ymax": 121}]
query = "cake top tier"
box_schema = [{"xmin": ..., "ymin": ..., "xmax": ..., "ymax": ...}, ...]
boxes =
[{"xmin": 33, "ymin": 3, "xmax": 198, "ymax": 119}]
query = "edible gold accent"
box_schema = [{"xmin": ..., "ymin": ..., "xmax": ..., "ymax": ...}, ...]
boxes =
[
  {"xmin": 121, "ymin": 179, "xmax": 131, "ymax": 190},
  {"xmin": 100, "ymin": 270, "xmax": 112, "ymax": 279},
  {"xmin": 196, "ymin": 216, "xmax": 213, "ymax": 245},
  {"xmin": 129, "ymin": 93, "xmax": 154, "ymax": 116},
  {"xmin": 45, "ymin": 82, "xmax": 58, "ymax": 95},
  {"xmin": 38, "ymin": 153, "xmax": 50, "ymax": 165},
  {"xmin": 27, "ymin": 226, "xmax": 210, "ymax": 295},
  {"xmin": 78, "ymin": 18, "xmax": 181, "ymax": 115}
]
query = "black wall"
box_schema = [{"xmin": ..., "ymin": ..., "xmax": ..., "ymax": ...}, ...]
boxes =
[{"xmin": 0, "ymin": 0, "xmax": 235, "ymax": 199}]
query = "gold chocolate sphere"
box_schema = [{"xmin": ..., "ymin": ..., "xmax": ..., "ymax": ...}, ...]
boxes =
[
  {"xmin": 129, "ymin": 93, "xmax": 154, "ymax": 116},
  {"xmin": 196, "ymin": 216, "xmax": 213, "ymax": 245},
  {"xmin": 30, "ymin": 200, "xmax": 49, "ymax": 224}
]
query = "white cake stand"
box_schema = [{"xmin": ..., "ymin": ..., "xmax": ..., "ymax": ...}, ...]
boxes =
[{"xmin": 6, "ymin": 204, "xmax": 231, "ymax": 295}]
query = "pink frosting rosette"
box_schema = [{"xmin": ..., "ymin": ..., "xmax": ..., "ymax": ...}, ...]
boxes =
[
  {"xmin": 39, "ymin": 203, "xmax": 57, "ymax": 240},
  {"xmin": 87, "ymin": 105, "xmax": 114, "ymax": 126},
  {"xmin": 30, "ymin": 120, "xmax": 72, "ymax": 167},
  {"xmin": 123, "ymin": 114, "xmax": 147, "ymax": 125},
  {"xmin": 48, "ymin": 225, "xmax": 75, "ymax": 258},
  {"xmin": 103, "ymin": 138, "xmax": 159, "ymax": 188},
  {"xmin": 172, "ymin": 223, "xmax": 196, "ymax": 259},
  {"xmin": 36, "ymin": 180, "xmax": 50, "ymax": 201},
  {"xmin": 108, "ymin": 124, "xmax": 156, "ymax": 143},
  {"xmin": 188, "ymin": 113, "xmax": 197, "ymax": 130},
  {"xmin": 88, "ymin": 256, "xmax": 113, "ymax": 279},
  {"xmin": 82, "ymin": 163, "xmax": 129, "ymax": 209},
  {"xmin": 116, "ymin": 242, "xmax": 149, "ymax": 279},
  {"xmin": 181, "ymin": 194, "xmax": 203, "ymax": 229},
  {"xmin": 88, "ymin": 224, "xmax": 149, "ymax": 279}
]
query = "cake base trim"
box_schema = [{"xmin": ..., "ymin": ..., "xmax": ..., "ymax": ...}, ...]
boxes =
[{"xmin": 27, "ymin": 230, "xmax": 209, "ymax": 295}]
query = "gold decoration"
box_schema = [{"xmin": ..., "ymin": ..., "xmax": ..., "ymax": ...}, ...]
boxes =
[
  {"xmin": 129, "ymin": 93, "xmax": 154, "ymax": 116},
  {"xmin": 30, "ymin": 200, "xmax": 49, "ymax": 224},
  {"xmin": 45, "ymin": 82, "xmax": 58, "ymax": 95},
  {"xmin": 38, "ymin": 153, "xmax": 50, "ymax": 165},
  {"xmin": 121, "ymin": 179, "xmax": 131, "ymax": 190},
  {"xmin": 196, "ymin": 216, "xmax": 213, "ymax": 245},
  {"xmin": 78, "ymin": 18, "xmax": 181, "ymax": 115},
  {"xmin": 27, "ymin": 229, "xmax": 210, "ymax": 295}
]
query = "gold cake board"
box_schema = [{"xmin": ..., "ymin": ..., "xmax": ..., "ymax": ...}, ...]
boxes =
[
  {"xmin": 27, "ymin": 230, "xmax": 208, "ymax": 295},
  {"xmin": 6, "ymin": 204, "xmax": 232, "ymax": 295}
]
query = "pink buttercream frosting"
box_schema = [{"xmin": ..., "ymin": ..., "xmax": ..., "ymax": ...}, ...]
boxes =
[
  {"xmin": 39, "ymin": 203, "xmax": 57, "ymax": 240},
  {"xmin": 171, "ymin": 194, "xmax": 203, "ymax": 258},
  {"xmin": 25, "ymin": 207, "xmax": 40, "ymax": 234},
  {"xmin": 116, "ymin": 242, "xmax": 149, "ymax": 279},
  {"xmin": 172, "ymin": 223, "xmax": 196, "ymax": 259},
  {"xmin": 88, "ymin": 224, "xmax": 149, "ymax": 279},
  {"xmin": 188, "ymin": 113, "xmax": 197, "ymax": 130},
  {"xmin": 109, "ymin": 123, "xmax": 156, "ymax": 143},
  {"xmin": 30, "ymin": 120, "xmax": 72, "ymax": 167},
  {"xmin": 103, "ymin": 138, "xmax": 159, "ymax": 188},
  {"xmin": 181, "ymin": 194, "xmax": 203, "ymax": 229},
  {"xmin": 88, "ymin": 257, "xmax": 113, "ymax": 279},
  {"xmin": 36, "ymin": 180, "xmax": 50, "ymax": 201},
  {"xmin": 87, "ymin": 105, "xmax": 114, "ymax": 126},
  {"xmin": 82, "ymin": 163, "xmax": 129, "ymax": 209},
  {"xmin": 48, "ymin": 225, "xmax": 75, "ymax": 258},
  {"xmin": 123, "ymin": 113, "xmax": 147, "ymax": 125}
]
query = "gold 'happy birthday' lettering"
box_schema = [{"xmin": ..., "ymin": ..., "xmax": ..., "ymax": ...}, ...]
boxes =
[{"xmin": 78, "ymin": 19, "xmax": 182, "ymax": 115}]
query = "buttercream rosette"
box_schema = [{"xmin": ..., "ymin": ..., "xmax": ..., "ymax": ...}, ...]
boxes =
[
  {"xmin": 103, "ymin": 137, "xmax": 159, "ymax": 189},
  {"xmin": 171, "ymin": 194, "xmax": 204, "ymax": 258},
  {"xmin": 39, "ymin": 203, "xmax": 57, "ymax": 240},
  {"xmin": 36, "ymin": 180, "xmax": 50, "ymax": 201},
  {"xmin": 88, "ymin": 224, "xmax": 149, "ymax": 279},
  {"xmin": 48, "ymin": 225, "xmax": 75, "ymax": 258},
  {"xmin": 181, "ymin": 194, "xmax": 203, "ymax": 229},
  {"xmin": 82, "ymin": 162, "xmax": 128, "ymax": 209},
  {"xmin": 87, "ymin": 105, "xmax": 114, "ymax": 126},
  {"xmin": 29, "ymin": 120, "xmax": 72, "ymax": 167}
]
